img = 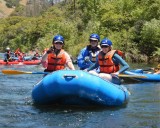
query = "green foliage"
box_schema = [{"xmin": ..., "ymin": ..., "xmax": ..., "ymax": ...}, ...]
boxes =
[
  {"xmin": 0, "ymin": 0, "xmax": 159, "ymax": 63},
  {"xmin": 99, "ymin": 0, "xmax": 135, "ymax": 32},
  {"xmin": 76, "ymin": 0, "xmax": 101, "ymax": 25},
  {"xmin": 10, "ymin": 5, "xmax": 26, "ymax": 16},
  {"xmin": 139, "ymin": 19, "xmax": 160, "ymax": 61}
]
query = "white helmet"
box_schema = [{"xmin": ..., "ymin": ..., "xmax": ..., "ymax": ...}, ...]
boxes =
[{"xmin": 6, "ymin": 47, "xmax": 10, "ymax": 51}]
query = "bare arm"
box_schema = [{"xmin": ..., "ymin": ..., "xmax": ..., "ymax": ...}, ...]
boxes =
[
  {"xmin": 65, "ymin": 52, "xmax": 75, "ymax": 70},
  {"xmin": 67, "ymin": 61, "xmax": 75, "ymax": 70},
  {"xmin": 41, "ymin": 52, "xmax": 48, "ymax": 68}
]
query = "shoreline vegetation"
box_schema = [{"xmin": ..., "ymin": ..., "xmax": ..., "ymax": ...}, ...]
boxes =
[{"xmin": 0, "ymin": 0, "xmax": 159, "ymax": 63}]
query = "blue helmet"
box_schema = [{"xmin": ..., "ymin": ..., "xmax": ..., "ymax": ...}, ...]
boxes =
[
  {"xmin": 100, "ymin": 38, "xmax": 112, "ymax": 46},
  {"xmin": 53, "ymin": 35, "xmax": 64, "ymax": 43},
  {"xmin": 89, "ymin": 33, "xmax": 100, "ymax": 41}
]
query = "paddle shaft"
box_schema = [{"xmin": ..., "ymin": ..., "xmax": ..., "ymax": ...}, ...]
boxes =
[
  {"xmin": 1, "ymin": 70, "xmax": 147, "ymax": 78},
  {"xmin": 118, "ymin": 74, "xmax": 147, "ymax": 78},
  {"xmin": 143, "ymin": 68, "xmax": 154, "ymax": 71},
  {"xmin": 1, "ymin": 70, "xmax": 49, "ymax": 75}
]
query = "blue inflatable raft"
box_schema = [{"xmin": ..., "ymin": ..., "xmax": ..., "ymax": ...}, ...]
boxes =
[
  {"xmin": 124, "ymin": 69, "xmax": 160, "ymax": 82},
  {"xmin": 32, "ymin": 70, "xmax": 129, "ymax": 107}
]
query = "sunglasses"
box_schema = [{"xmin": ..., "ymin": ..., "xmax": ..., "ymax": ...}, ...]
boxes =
[
  {"xmin": 54, "ymin": 42, "xmax": 63, "ymax": 45},
  {"xmin": 101, "ymin": 45, "xmax": 109, "ymax": 48},
  {"xmin": 90, "ymin": 39, "xmax": 98, "ymax": 42}
]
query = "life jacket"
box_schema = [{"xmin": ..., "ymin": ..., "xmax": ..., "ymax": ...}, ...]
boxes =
[
  {"xmin": 46, "ymin": 49, "xmax": 66, "ymax": 72},
  {"xmin": 18, "ymin": 55, "xmax": 23, "ymax": 62},
  {"xmin": 98, "ymin": 50, "xmax": 124, "ymax": 73},
  {"xmin": 116, "ymin": 50, "xmax": 125, "ymax": 59},
  {"xmin": 15, "ymin": 51, "xmax": 23, "ymax": 62},
  {"xmin": 86, "ymin": 45, "xmax": 101, "ymax": 62}
]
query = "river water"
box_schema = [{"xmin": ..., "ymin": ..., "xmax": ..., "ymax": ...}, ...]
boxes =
[{"xmin": 0, "ymin": 53, "xmax": 160, "ymax": 128}]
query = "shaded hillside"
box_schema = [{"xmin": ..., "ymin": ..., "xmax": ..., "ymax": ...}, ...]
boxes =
[
  {"xmin": 0, "ymin": 0, "xmax": 56, "ymax": 18},
  {"xmin": 0, "ymin": 0, "xmax": 14, "ymax": 18},
  {"xmin": 0, "ymin": 0, "xmax": 28, "ymax": 18},
  {"xmin": 19, "ymin": 0, "xmax": 27, "ymax": 6}
]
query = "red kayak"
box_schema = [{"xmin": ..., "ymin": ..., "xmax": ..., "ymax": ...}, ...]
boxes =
[
  {"xmin": 0, "ymin": 60, "xmax": 41, "ymax": 65},
  {"xmin": 23, "ymin": 60, "xmax": 41, "ymax": 65}
]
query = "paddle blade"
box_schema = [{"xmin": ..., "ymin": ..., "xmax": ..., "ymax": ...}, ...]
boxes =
[
  {"xmin": 118, "ymin": 74, "xmax": 147, "ymax": 78},
  {"xmin": 2, "ymin": 70, "xmax": 32, "ymax": 75}
]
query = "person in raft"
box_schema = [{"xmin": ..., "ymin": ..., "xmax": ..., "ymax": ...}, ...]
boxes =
[
  {"xmin": 143, "ymin": 63, "xmax": 160, "ymax": 74},
  {"xmin": 152, "ymin": 64, "xmax": 160, "ymax": 74},
  {"xmin": 87, "ymin": 38, "xmax": 129, "ymax": 84},
  {"xmin": 41, "ymin": 34, "xmax": 75, "ymax": 73},
  {"xmin": 77, "ymin": 33, "xmax": 101, "ymax": 70},
  {"xmin": 4, "ymin": 47, "xmax": 13, "ymax": 62}
]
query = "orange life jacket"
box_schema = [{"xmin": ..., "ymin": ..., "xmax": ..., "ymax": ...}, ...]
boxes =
[
  {"xmin": 98, "ymin": 50, "xmax": 124, "ymax": 73},
  {"xmin": 46, "ymin": 49, "xmax": 66, "ymax": 72}
]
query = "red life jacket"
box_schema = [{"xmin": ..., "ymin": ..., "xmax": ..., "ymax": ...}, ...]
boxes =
[
  {"xmin": 98, "ymin": 50, "xmax": 124, "ymax": 73},
  {"xmin": 116, "ymin": 50, "xmax": 125, "ymax": 59},
  {"xmin": 46, "ymin": 49, "xmax": 66, "ymax": 72}
]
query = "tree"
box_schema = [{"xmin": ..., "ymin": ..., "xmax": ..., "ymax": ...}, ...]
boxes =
[{"xmin": 138, "ymin": 19, "xmax": 160, "ymax": 62}]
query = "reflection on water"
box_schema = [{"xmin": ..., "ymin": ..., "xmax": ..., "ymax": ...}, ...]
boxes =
[{"xmin": 0, "ymin": 63, "xmax": 160, "ymax": 128}]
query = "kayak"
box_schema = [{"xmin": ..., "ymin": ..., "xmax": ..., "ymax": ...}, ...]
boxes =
[
  {"xmin": 0, "ymin": 59, "xmax": 41, "ymax": 65},
  {"xmin": 23, "ymin": 60, "xmax": 41, "ymax": 65},
  {"xmin": 32, "ymin": 70, "xmax": 129, "ymax": 107},
  {"xmin": 0, "ymin": 60, "xmax": 20, "ymax": 65},
  {"xmin": 124, "ymin": 69, "xmax": 160, "ymax": 82}
]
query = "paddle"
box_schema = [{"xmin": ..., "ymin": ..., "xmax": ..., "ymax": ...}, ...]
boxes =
[
  {"xmin": 130, "ymin": 68, "xmax": 155, "ymax": 74},
  {"xmin": 118, "ymin": 74, "xmax": 147, "ymax": 78},
  {"xmin": 2, "ymin": 70, "xmax": 147, "ymax": 78},
  {"xmin": 1, "ymin": 70, "xmax": 49, "ymax": 75},
  {"xmin": 142, "ymin": 68, "xmax": 154, "ymax": 71}
]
